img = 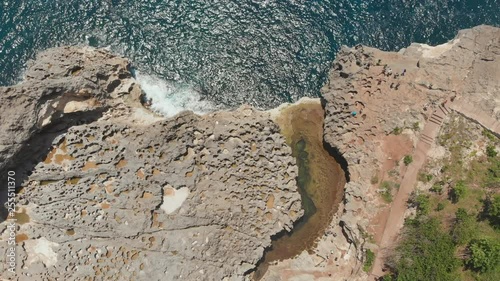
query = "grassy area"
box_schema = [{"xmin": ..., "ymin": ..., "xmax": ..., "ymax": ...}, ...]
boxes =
[
  {"xmin": 418, "ymin": 172, "xmax": 434, "ymax": 183},
  {"xmin": 363, "ymin": 249, "xmax": 375, "ymax": 272},
  {"xmin": 384, "ymin": 115, "xmax": 500, "ymax": 280}
]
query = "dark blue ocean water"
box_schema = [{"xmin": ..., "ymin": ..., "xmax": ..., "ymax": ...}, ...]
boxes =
[{"xmin": 1, "ymin": 0, "xmax": 499, "ymax": 111}]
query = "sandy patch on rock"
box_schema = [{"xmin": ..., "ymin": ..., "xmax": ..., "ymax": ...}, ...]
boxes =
[
  {"xmin": 419, "ymin": 39, "xmax": 459, "ymax": 58},
  {"xmin": 25, "ymin": 237, "xmax": 59, "ymax": 267},
  {"xmin": 161, "ymin": 185, "xmax": 190, "ymax": 214}
]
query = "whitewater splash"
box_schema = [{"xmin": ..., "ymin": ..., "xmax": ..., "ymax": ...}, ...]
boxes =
[{"xmin": 135, "ymin": 72, "xmax": 217, "ymax": 117}]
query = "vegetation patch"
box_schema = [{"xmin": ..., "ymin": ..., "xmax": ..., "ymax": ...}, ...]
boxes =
[
  {"xmin": 415, "ymin": 194, "xmax": 431, "ymax": 215},
  {"xmin": 412, "ymin": 122, "xmax": 420, "ymax": 131},
  {"xmin": 363, "ymin": 249, "xmax": 375, "ymax": 272},
  {"xmin": 451, "ymin": 208, "xmax": 478, "ymax": 245},
  {"xmin": 418, "ymin": 172, "xmax": 433, "ymax": 183},
  {"xmin": 483, "ymin": 194, "xmax": 500, "ymax": 229},
  {"xmin": 387, "ymin": 217, "xmax": 460, "ymax": 281},
  {"xmin": 379, "ymin": 181, "xmax": 398, "ymax": 203},
  {"xmin": 385, "ymin": 116, "xmax": 500, "ymax": 280},
  {"xmin": 392, "ymin": 126, "xmax": 402, "ymax": 135},
  {"xmin": 450, "ymin": 180, "xmax": 468, "ymax": 203},
  {"xmin": 403, "ymin": 155, "xmax": 413, "ymax": 166},
  {"xmin": 430, "ymin": 182, "xmax": 444, "ymax": 194},
  {"xmin": 466, "ymin": 238, "xmax": 500, "ymax": 273}
]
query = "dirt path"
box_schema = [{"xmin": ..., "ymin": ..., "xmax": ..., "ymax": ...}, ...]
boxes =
[{"xmin": 370, "ymin": 104, "xmax": 450, "ymax": 279}]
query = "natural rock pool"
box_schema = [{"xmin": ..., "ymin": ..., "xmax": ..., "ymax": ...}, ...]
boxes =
[{"xmin": 253, "ymin": 100, "xmax": 346, "ymax": 279}]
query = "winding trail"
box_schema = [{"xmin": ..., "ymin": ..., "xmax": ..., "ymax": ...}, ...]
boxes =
[{"xmin": 370, "ymin": 103, "xmax": 450, "ymax": 279}]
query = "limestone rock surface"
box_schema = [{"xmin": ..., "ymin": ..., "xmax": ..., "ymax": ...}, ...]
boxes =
[
  {"xmin": 0, "ymin": 47, "xmax": 302, "ymax": 281},
  {"xmin": 0, "ymin": 46, "xmax": 142, "ymax": 178}
]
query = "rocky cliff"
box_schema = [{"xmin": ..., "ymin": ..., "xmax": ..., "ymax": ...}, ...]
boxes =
[
  {"xmin": 1, "ymin": 25, "xmax": 499, "ymax": 281},
  {"xmin": 321, "ymin": 24, "xmax": 499, "ymax": 260},
  {"xmin": 0, "ymin": 47, "xmax": 302, "ymax": 280}
]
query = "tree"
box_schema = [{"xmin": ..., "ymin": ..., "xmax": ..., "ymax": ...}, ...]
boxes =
[
  {"xmin": 415, "ymin": 194, "xmax": 430, "ymax": 215},
  {"xmin": 466, "ymin": 239, "xmax": 500, "ymax": 273},
  {"xmin": 450, "ymin": 181, "xmax": 467, "ymax": 203},
  {"xmin": 485, "ymin": 158, "xmax": 500, "ymax": 188},
  {"xmin": 484, "ymin": 194, "xmax": 500, "ymax": 228},
  {"xmin": 487, "ymin": 195, "xmax": 500, "ymax": 217}
]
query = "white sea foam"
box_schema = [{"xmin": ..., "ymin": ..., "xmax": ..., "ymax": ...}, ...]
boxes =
[{"xmin": 135, "ymin": 72, "xmax": 216, "ymax": 117}]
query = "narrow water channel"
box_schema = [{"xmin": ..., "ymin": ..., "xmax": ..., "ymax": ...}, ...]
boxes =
[{"xmin": 253, "ymin": 101, "xmax": 346, "ymax": 280}]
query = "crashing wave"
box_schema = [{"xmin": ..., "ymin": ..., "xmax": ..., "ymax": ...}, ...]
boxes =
[{"xmin": 135, "ymin": 72, "xmax": 217, "ymax": 117}]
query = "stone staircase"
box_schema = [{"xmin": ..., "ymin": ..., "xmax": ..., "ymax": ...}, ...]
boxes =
[{"xmin": 420, "ymin": 104, "xmax": 450, "ymax": 146}]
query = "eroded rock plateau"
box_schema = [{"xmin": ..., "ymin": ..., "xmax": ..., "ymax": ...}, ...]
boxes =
[{"xmin": 0, "ymin": 47, "xmax": 302, "ymax": 281}]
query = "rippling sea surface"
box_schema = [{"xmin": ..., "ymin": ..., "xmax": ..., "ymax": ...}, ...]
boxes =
[{"xmin": 1, "ymin": 0, "xmax": 499, "ymax": 113}]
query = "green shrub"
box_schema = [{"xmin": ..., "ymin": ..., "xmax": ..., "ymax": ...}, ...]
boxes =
[
  {"xmin": 430, "ymin": 183, "xmax": 443, "ymax": 194},
  {"xmin": 415, "ymin": 194, "xmax": 431, "ymax": 215},
  {"xmin": 393, "ymin": 126, "xmax": 402, "ymax": 135},
  {"xmin": 382, "ymin": 275, "xmax": 393, "ymax": 281},
  {"xmin": 452, "ymin": 208, "xmax": 478, "ymax": 245},
  {"xmin": 482, "ymin": 129, "xmax": 497, "ymax": 142},
  {"xmin": 436, "ymin": 202, "xmax": 445, "ymax": 211},
  {"xmin": 388, "ymin": 169, "xmax": 399, "ymax": 177},
  {"xmin": 426, "ymin": 174, "xmax": 433, "ymax": 182},
  {"xmin": 450, "ymin": 180, "xmax": 467, "ymax": 203},
  {"xmin": 486, "ymin": 145, "xmax": 498, "ymax": 158},
  {"xmin": 441, "ymin": 165, "xmax": 449, "ymax": 173},
  {"xmin": 466, "ymin": 239, "xmax": 500, "ymax": 273},
  {"xmin": 418, "ymin": 173, "xmax": 433, "ymax": 183},
  {"xmin": 413, "ymin": 122, "xmax": 420, "ymax": 131},
  {"xmin": 363, "ymin": 249, "xmax": 375, "ymax": 272},
  {"xmin": 381, "ymin": 192, "xmax": 393, "ymax": 203},
  {"xmin": 403, "ymin": 155, "xmax": 413, "ymax": 166}
]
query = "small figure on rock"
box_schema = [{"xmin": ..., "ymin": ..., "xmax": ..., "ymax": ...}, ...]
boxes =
[{"xmin": 140, "ymin": 92, "xmax": 153, "ymax": 108}]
